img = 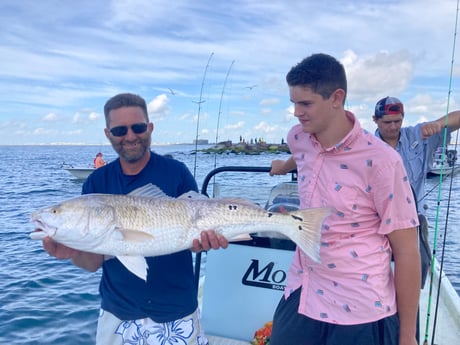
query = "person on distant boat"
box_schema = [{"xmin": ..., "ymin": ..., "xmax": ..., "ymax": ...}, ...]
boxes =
[
  {"xmin": 269, "ymin": 53, "xmax": 420, "ymax": 345},
  {"xmin": 373, "ymin": 96, "xmax": 460, "ymax": 212},
  {"xmin": 39, "ymin": 93, "xmax": 228, "ymax": 345},
  {"xmin": 93, "ymin": 152, "xmax": 105, "ymax": 168}
]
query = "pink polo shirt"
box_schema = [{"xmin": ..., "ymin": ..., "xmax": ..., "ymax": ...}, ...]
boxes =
[{"xmin": 285, "ymin": 111, "xmax": 418, "ymax": 325}]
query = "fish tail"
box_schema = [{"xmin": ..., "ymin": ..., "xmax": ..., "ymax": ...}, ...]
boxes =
[{"xmin": 288, "ymin": 207, "xmax": 332, "ymax": 262}]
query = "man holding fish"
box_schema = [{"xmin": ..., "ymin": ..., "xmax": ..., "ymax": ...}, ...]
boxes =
[{"xmin": 38, "ymin": 93, "xmax": 229, "ymax": 345}]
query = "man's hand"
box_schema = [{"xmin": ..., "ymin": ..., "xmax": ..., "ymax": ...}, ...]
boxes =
[
  {"xmin": 42, "ymin": 237, "xmax": 80, "ymax": 260},
  {"xmin": 421, "ymin": 121, "xmax": 443, "ymax": 140},
  {"xmin": 191, "ymin": 230, "xmax": 229, "ymax": 252}
]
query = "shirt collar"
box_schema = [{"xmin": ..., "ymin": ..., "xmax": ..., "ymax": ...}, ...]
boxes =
[{"xmin": 310, "ymin": 111, "xmax": 361, "ymax": 152}]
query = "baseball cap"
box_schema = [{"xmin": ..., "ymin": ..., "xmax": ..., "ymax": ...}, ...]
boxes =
[{"xmin": 374, "ymin": 96, "xmax": 404, "ymax": 118}]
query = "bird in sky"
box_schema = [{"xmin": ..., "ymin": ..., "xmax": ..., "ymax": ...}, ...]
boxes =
[
  {"xmin": 168, "ymin": 88, "xmax": 176, "ymax": 95},
  {"xmin": 244, "ymin": 84, "xmax": 257, "ymax": 90}
]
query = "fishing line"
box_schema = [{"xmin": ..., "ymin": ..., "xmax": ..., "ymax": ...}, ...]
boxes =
[
  {"xmin": 419, "ymin": 168, "xmax": 456, "ymax": 206},
  {"xmin": 193, "ymin": 52, "xmax": 214, "ymax": 178},
  {"xmin": 423, "ymin": 0, "xmax": 459, "ymax": 344}
]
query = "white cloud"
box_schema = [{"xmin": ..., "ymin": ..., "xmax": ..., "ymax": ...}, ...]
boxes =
[
  {"xmin": 344, "ymin": 50, "xmax": 414, "ymax": 101},
  {"xmin": 33, "ymin": 127, "xmax": 55, "ymax": 135},
  {"xmin": 260, "ymin": 98, "xmax": 279, "ymax": 106},
  {"xmin": 43, "ymin": 112, "xmax": 58, "ymax": 121},
  {"xmin": 254, "ymin": 121, "xmax": 279, "ymax": 134},
  {"xmin": 148, "ymin": 94, "xmax": 171, "ymax": 121},
  {"xmin": 225, "ymin": 121, "xmax": 245, "ymax": 130},
  {"xmin": 88, "ymin": 112, "xmax": 100, "ymax": 121},
  {"xmin": 260, "ymin": 108, "xmax": 272, "ymax": 115},
  {"xmin": 73, "ymin": 112, "xmax": 81, "ymax": 124}
]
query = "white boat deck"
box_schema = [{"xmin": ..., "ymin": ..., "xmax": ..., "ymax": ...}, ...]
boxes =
[{"xmin": 206, "ymin": 335, "xmax": 249, "ymax": 345}]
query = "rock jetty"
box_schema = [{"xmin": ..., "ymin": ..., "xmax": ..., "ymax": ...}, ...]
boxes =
[{"xmin": 199, "ymin": 140, "xmax": 290, "ymax": 155}]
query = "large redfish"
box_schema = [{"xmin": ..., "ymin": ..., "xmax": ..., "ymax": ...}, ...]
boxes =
[{"xmin": 30, "ymin": 184, "xmax": 330, "ymax": 281}]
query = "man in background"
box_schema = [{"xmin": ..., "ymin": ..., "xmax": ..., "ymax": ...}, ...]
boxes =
[{"xmin": 373, "ymin": 96, "xmax": 460, "ymax": 212}]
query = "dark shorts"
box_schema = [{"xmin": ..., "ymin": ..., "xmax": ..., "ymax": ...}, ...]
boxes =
[{"xmin": 270, "ymin": 288, "xmax": 400, "ymax": 345}]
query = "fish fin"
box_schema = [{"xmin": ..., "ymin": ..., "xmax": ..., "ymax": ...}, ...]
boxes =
[
  {"xmin": 217, "ymin": 197, "xmax": 263, "ymax": 207},
  {"xmin": 178, "ymin": 191, "xmax": 209, "ymax": 200},
  {"xmin": 117, "ymin": 256, "xmax": 149, "ymax": 281},
  {"xmin": 119, "ymin": 228, "xmax": 155, "ymax": 241},
  {"xmin": 227, "ymin": 233, "xmax": 253, "ymax": 242},
  {"xmin": 288, "ymin": 207, "xmax": 333, "ymax": 262},
  {"xmin": 128, "ymin": 184, "xmax": 170, "ymax": 198},
  {"xmin": 130, "ymin": 184, "xmax": 209, "ymax": 201}
]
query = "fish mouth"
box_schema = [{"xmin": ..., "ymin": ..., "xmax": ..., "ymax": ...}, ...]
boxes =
[
  {"xmin": 30, "ymin": 216, "xmax": 56, "ymax": 239},
  {"xmin": 30, "ymin": 229, "xmax": 47, "ymax": 240}
]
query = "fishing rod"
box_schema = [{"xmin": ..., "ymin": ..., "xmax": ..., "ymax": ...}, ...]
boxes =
[
  {"xmin": 423, "ymin": 0, "xmax": 459, "ymax": 344},
  {"xmin": 214, "ymin": 60, "xmax": 235, "ymax": 170},
  {"xmin": 209, "ymin": 60, "xmax": 235, "ymax": 198},
  {"xmin": 193, "ymin": 52, "xmax": 214, "ymax": 178}
]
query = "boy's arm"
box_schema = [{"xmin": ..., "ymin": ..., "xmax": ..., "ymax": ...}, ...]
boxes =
[
  {"xmin": 270, "ymin": 156, "xmax": 296, "ymax": 176},
  {"xmin": 387, "ymin": 227, "xmax": 421, "ymax": 345}
]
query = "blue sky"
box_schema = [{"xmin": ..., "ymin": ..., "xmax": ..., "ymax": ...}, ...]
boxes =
[{"xmin": 1, "ymin": 0, "xmax": 459, "ymax": 145}]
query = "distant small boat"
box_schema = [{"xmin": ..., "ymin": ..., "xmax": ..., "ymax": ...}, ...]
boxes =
[
  {"xmin": 428, "ymin": 147, "xmax": 458, "ymax": 177},
  {"xmin": 61, "ymin": 163, "xmax": 95, "ymax": 179}
]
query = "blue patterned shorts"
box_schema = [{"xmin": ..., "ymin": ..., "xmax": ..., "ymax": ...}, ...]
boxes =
[{"xmin": 96, "ymin": 308, "xmax": 209, "ymax": 345}]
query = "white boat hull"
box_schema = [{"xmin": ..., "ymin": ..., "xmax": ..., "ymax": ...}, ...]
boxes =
[
  {"xmin": 62, "ymin": 166, "xmax": 95, "ymax": 179},
  {"xmin": 428, "ymin": 147, "xmax": 458, "ymax": 176},
  {"xmin": 428, "ymin": 167, "xmax": 454, "ymax": 176}
]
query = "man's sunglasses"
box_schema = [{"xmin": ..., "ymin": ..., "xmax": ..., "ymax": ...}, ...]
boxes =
[{"xmin": 109, "ymin": 123, "xmax": 148, "ymax": 137}]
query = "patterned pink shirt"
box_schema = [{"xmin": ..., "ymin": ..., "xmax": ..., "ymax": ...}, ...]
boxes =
[{"xmin": 284, "ymin": 111, "xmax": 418, "ymax": 325}]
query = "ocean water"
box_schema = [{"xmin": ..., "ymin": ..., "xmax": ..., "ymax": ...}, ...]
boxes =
[{"xmin": 0, "ymin": 145, "xmax": 458, "ymax": 344}]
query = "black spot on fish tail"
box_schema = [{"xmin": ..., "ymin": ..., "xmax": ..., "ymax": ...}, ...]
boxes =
[{"xmin": 291, "ymin": 214, "xmax": 303, "ymax": 221}]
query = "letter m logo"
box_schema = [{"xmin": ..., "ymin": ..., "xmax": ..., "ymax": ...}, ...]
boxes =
[{"xmin": 242, "ymin": 259, "xmax": 287, "ymax": 291}]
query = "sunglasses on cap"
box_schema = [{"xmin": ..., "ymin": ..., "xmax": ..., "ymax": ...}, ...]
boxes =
[{"xmin": 109, "ymin": 123, "xmax": 148, "ymax": 137}]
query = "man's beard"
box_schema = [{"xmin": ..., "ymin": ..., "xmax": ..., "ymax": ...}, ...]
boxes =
[{"xmin": 111, "ymin": 136, "xmax": 151, "ymax": 163}]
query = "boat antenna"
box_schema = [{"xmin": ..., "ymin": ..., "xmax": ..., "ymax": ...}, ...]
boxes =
[
  {"xmin": 214, "ymin": 60, "xmax": 235, "ymax": 170},
  {"xmin": 422, "ymin": 1, "xmax": 459, "ymax": 344},
  {"xmin": 193, "ymin": 52, "xmax": 214, "ymax": 177}
]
